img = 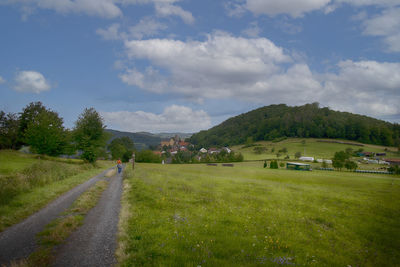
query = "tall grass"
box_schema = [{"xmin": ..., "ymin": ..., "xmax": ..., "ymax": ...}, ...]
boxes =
[
  {"xmin": 118, "ymin": 163, "xmax": 400, "ymax": 266},
  {"xmin": 0, "ymin": 161, "xmax": 91, "ymax": 205}
]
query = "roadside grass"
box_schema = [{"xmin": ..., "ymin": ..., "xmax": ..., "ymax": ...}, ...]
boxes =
[
  {"xmin": 16, "ymin": 179, "xmax": 110, "ymax": 266},
  {"xmin": 232, "ymin": 138, "xmax": 399, "ymax": 161},
  {"xmin": 118, "ymin": 162, "xmax": 400, "ymax": 266},
  {"xmin": 0, "ymin": 150, "xmax": 112, "ymax": 231},
  {"xmin": 0, "ymin": 150, "xmax": 39, "ymax": 175}
]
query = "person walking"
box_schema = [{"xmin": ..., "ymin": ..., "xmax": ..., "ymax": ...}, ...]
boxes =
[{"xmin": 117, "ymin": 159, "xmax": 122, "ymax": 173}]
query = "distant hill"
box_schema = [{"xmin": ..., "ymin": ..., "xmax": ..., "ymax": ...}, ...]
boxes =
[
  {"xmin": 189, "ymin": 103, "xmax": 400, "ymax": 148},
  {"xmin": 105, "ymin": 129, "xmax": 192, "ymax": 150}
]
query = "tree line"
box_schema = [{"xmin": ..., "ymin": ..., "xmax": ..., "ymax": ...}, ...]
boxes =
[
  {"xmin": 0, "ymin": 102, "xmax": 108, "ymax": 163},
  {"xmin": 189, "ymin": 103, "xmax": 400, "ymax": 148}
]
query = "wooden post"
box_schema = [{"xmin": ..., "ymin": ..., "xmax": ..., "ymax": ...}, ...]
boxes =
[{"xmin": 132, "ymin": 152, "xmax": 135, "ymax": 170}]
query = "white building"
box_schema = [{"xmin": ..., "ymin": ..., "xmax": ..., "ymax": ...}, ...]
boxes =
[
  {"xmin": 200, "ymin": 148, "xmax": 207, "ymax": 153},
  {"xmin": 299, "ymin": 156, "xmax": 314, "ymax": 162}
]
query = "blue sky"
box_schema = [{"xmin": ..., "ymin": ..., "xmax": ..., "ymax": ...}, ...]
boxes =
[{"xmin": 0, "ymin": 0, "xmax": 399, "ymax": 133}]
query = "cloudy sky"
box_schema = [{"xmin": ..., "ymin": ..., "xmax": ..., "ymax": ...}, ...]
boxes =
[{"xmin": 1, "ymin": 0, "xmax": 399, "ymax": 133}]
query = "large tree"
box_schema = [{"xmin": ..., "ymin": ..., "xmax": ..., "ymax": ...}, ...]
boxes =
[
  {"xmin": 25, "ymin": 109, "xmax": 67, "ymax": 156},
  {"xmin": 74, "ymin": 108, "xmax": 107, "ymax": 163},
  {"xmin": 0, "ymin": 111, "xmax": 20, "ymax": 150},
  {"xmin": 108, "ymin": 136, "xmax": 135, "ymax": 161},
  {"xmin": 18, "ymin": 102, "xmax": 47, "ymax": 145}
]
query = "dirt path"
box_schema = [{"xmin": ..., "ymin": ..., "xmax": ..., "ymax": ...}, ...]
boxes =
[
  {"xmin": 0, "ymin": 168, "xmax": 112, "ymax": 266},
  {"xmin": 53, "ymin": 168, "xmax": 123, "ymax": 266}
]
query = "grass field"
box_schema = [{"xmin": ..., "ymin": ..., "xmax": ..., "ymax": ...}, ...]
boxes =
[
  {"xmin": 232, "ymin": 138, "xmax": 399, "ymax": 161},
  {"xmin": 118, "ymin": 162, "xmax": 400, "ymax": 266},
  {"xmin": 0, "ymin": 150, "xmax": 112, "ymax": 231}
]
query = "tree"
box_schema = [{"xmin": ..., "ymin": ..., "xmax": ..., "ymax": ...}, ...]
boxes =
[
  {"xmin": 332, "ymin": 151, "xmax": 350, "ymax": 170},
  {"xmin": 295, "ymin": 151, "xmax": 301, "ymax": 159},
  {"xmin": 0, "ymin": 111, "xmax": 20, "ymax": 150},
  {"xmin": 263, "ymin": 161, "xmax": 267, "ymax": 168},
  {"xmin": 108, "ymin": 136, "xmax": 135, "ymax": 161},
  {"xmin": 270, "ymin": 160, "xmax": 278, "ymax": 169},
  {"xmin": 74, "ymin": 108, "xmax": 107, "ymax": 163},
  {"xmin": 344, "ymin": 160, "xmax": 357, "ymax": 171},
  {"xmin": 25, "ymin": 109, "xmax": 67, "ymax": 156},
  {"xmin": 18, "ymin": 102, "xmax": 47, "ymax": 145}
]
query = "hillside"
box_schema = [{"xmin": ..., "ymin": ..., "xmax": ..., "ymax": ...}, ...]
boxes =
[
  {"xmin": 189, "ymin": 103, "xmax": 400, "ymax": 147},
  {"xmin": 105, "ymin": 129, "xmax": 192, "ymax": 150}
]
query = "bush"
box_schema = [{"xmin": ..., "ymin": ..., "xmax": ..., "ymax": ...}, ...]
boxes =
[
  {"xmin": 136, "ymin": 150, "xmax": 162, "ymax": 163},
  {"xmin": 388, "ymin": 165, "xmax": 400, "ymax": 174},
  {"xmin": 270, "ymin": 160, "xmax": 278, "ymax": 169}
]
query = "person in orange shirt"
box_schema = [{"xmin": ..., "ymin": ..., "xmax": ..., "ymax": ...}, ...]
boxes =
[{"xmin": 117, "ymin": 159, "xmax": 122, "ymax": 173}]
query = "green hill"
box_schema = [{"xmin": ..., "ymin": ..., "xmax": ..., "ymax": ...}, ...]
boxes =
[
  {"xmin": 189, "ymin": 103, "xmax": 400, "ymax": 147},
  {"xmin": 105, "ymin": 129, "xmax": 161, "ymax": 150}
]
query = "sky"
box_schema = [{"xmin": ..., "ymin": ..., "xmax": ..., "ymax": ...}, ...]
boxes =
[{"xmin": 0, "ymin": 0, "xmax": 399, "ymax": 133}]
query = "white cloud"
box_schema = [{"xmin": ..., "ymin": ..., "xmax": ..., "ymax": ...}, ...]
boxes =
[
  {"xmin": 101, "ymin": 105, "xmax": 211, "ymax": 133},
  {"xmin": 6, "ymin": 0, "xmax": 193, "ymax": 22},
  {"xmin": 128, "ymin": 17, "xmax": 167, "ymax": 39},
  {"xmin": 96, "ymin": 23, "xmax": 122, "ymax": 40},
  {"xmin": 13, "ymin": 70, "xmax": 51, "ymax": 94},
  {"xmin": 120, "ymin": 31, "xmax": 400, "ymax": 119},
  {"xmin": 322, "ymin": 60, "xmax": 400, "ymax": 117},
  {"xmin": 122, "ymin": 32, "xmax": 292, "ymax": 99},
  {"xmin": 0, "ymin": 76, "xmax": 5, "ymax": 84},
  {"xmin": 154, "ymin": 2, "xmax": 194, "ymax": 24},
  {"xmin": 97, "ymin": 18, "xmax": 167, "ymax": 41},
  {"xmin": 241, "ymin": 21, "xmax": 261, "ymax": 37},
  {"xmin": 245, "ymin": 0, "xmax": 331, "ymax": 18},
  {"xmin": 362, "ymin": 7, "xmax": 400, "ymax": 52},
  {"xmin": 9, "ymin": 0, "xmax": 122, "ymax": 19}
]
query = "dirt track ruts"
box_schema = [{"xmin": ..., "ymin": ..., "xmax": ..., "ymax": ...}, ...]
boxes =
[
  {"xmin": 53, "ymin": 168, "xmax": 123, "ymax": 267},
  {"xmin": 0, "ymin": 168, "xmax": 112, "ymax": 266}
]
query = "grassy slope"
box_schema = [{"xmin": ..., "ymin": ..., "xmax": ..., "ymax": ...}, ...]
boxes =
[
  {"xmin": 119, "ymin": 163, "xmax": 400, "ymax": 267},
  {"xmin": 0, "ymin": 150, "xmax": 112, "ymax": 231},
  {"xmin": 232, "ymin": 138, "xmax": 399, "ymax": 161}
]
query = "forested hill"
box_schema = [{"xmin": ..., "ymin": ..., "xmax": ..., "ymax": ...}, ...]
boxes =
[{"xmin": 189, "ymin": 103, "xmax": 400, "ymax": 147}]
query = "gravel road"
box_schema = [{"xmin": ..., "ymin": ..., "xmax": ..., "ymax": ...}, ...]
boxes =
[
  {"xmin": 0, "ymin": 168, "xmax": 111, "ymax": 266},
  {"xmin": 53, "ymin": 167, "xmax": 123, "ymax": 267}
]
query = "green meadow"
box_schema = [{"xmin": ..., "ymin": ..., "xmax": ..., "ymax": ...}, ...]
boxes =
[
  {"xmin": 118, "ymin": 162, "xmax": 400, "ymax": 266},
  {"xmin": 232, "ymin": 138, "xmax": 399, "ymax": 161}
]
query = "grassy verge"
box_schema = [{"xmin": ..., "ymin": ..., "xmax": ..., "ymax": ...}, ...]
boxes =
[
  {"xmin": 116, "ymin": 165, "xmax": 133, "ymax": 264},
  {"xmin": 19, "ymin": 179, "xmax": 110, "ymax": 266},
  {"xmin": 0, "ymin": 161, "xmax": 112, "ymax": 232},
  {"xmin": 118, "ymin": 162, "xmax": 400, "ymax": 266}
]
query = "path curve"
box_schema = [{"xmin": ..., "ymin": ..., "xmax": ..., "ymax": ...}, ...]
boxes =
[
  {"xmin": 0, "ymin": 168, "xmax": 111, "ymax": 266},
  {"xmin": 53, "ymin": 168, "xmax": 123, "ymax": 267}
]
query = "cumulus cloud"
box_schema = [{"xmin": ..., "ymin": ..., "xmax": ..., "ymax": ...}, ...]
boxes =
[
  {"xmin": 120, "ymin": 31, "xmax": 400, "ymax": 119},
  {"xmin": 322, "ymin": 60, "xmax": 400, "ymax": 117},
  {"xmin": 7, "ymin": 0, "xmax": 122, "ymax": 19},
  {"xmin": 13, "ymin": 70, "xmax": 51, "ymax": 94},
  {"xmin": 362, "ymin": 7, "xmax": 400, "ymax": 52},
  {"xmin": 101, "ymin": 105, "xmax": 211, "ymax": 132},
  {"xmin": 5, "ymin": 0, "xmax": 193, "ymax": 22},
  {"xmin": 155, "ymin": 2, "xmax": 194, "ymax": 24},
  {"xmin": 245, "ymin": 0, "xmax": 331, "ymax": 18}
]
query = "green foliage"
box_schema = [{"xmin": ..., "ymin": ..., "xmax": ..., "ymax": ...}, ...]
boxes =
[
  {"xmin": 74, "ymin": 108, "xmax": 107, "ymax": 163},
  {"xmin": 279, "ymin": 147, "xmax": 288, "ymax": 153},
  {"xmin": 332, "ymin": 151, "xmax": 351, "ymax": 170},
  {"xmin": 279, "ymin": 162, "xmax": 285, "ymax": 168},
  {"xmin": 345, "ymin": 160, "xmax": 358, "ymax": 171},
  {"xmin": 388, "ymin": 165, "xmax": 400, "ymax": 174},
  {"xmin": 270, "ymin": 160, "xmax": 278, "ymax": 169},
  {"xmin": 189, "ymin": 103, "xmax": 400, "ymax": 147},
  {"xmin": 295, "ymin": 151, "xmax": 301, "ymax": 159},
  {"xmin": 18, "ymin": 102, "xmax": 47, "ymax": 145},
  {"xmin": 25, "ymin": 109, "xmax": 67, "ymax": 156},
  {"xmin": 263, "ymin": 161, "xmax": 267, "ymax": 168},
  {"xmin": 108, "ymin": 136, "xmax": 135, "ymax": 160},
  {"xmin": 0, "ymin": 111, "xmax": 20, "ymax": 149},
  {"xmin": 136, "ymin": 150, "xmax": 162, "ymax": 163},
  {"xmin": 253, "ymin": 146, "xmax": 267, "ymax": 154}
]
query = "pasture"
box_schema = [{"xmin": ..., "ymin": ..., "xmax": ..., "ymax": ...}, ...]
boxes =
[
  {"xmin": 232, "ymin": 138, "xmax": 399, "ymax": 161},
  {"xmin": 118, "ymin": 162, "xmax": 400, "ymax": 266}
]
